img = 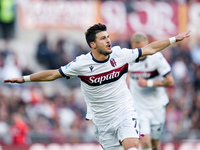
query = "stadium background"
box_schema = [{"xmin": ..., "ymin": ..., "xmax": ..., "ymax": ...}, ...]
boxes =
[{"xmin": 0, "ymin": 0, "xmax": 200, "ymax": 150}]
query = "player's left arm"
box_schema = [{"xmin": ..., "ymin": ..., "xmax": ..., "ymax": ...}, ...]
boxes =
[
  {"xmin": 138, "ymin": 73, "xmax": 174, "ymax": 87},
  {"xmin": 141, "ymin": 31, "xmax": 190, "ymax": 56}
]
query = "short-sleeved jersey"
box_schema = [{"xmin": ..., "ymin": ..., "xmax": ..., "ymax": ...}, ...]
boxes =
[
  {"xmin": 128, "ymin": 52, "xmax": 171, "ymax": 109},
  {"xmin": 59, "ymin": 46, "xmax": 142, "ymax": 125}
]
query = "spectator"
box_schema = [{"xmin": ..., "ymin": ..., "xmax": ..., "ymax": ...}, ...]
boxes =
[
  {"xmin": 191, "ymin": 36, "xmax": 200, "ymax": 66},
  {"xmin": 10, "ymin": 113, "xmax": 29, "ymax": 145},
  {"xmin": 36, "ymin": 33, "xmax": 52, "ymax": 69},
  {"xmin": 48, "ymin": 36, "xmax": 67, "ymax": 69},
  {"xmin": 0, "ymin": 0, "xmax": 16, "ymax": 41}
]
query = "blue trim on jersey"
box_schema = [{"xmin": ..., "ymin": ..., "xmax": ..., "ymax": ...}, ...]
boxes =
[
  {"xmin": 90, "ymin": 52, "xmax": 110, "ymax": 63},
  {"xmin": 135, "ymin": 48, "xmax": 142, "ymax": 62},
  {"xmin": 59, "ymin": 68, "xmax": 65, "ymax": 77},
  {"xmin": 163, "ymin": 71, "xmax": 171, "ymax": 77},
  {"xmin": 59, "ymin": 68, "xmax": 70, "ymax": 79}
]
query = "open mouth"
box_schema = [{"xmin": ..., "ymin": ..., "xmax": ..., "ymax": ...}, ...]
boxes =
[{"xmin": 107, "ymin": 44, "xmax": 111, "ymax": 49}]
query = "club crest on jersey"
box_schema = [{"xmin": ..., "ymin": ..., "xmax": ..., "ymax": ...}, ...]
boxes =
[{"xmin": 110, "ymin": 58, "xmax": 117, "ymax": 67}]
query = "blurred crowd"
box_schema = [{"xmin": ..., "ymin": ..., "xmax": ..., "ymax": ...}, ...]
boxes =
[
  {"xmin": 0, "ymin": 0, "xmax": 200, "ymax": 146},
  {"xmin": 0, "ymin": 26, "xmax": 96, "ymax": 144},
  {"xmin": 158, "ymin": 40, "xmax": 200, "ymax": 142},
  {"xmin": 24, "ymin": 0, "xmax": 200, "ymax": 3}
]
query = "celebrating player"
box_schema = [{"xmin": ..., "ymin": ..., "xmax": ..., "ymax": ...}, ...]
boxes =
[
  {"xmin": 127, "ymin": 32, "xmax": 174, "ymax": 150},
  {"xmin": 4, "ymin": 23, "xmax": 190, "ymax": 150}
]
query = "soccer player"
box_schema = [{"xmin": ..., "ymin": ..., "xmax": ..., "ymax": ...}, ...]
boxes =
[
  {"xmin": 126, "ymin": 32, "xmax": 174, "ymax": 150},
  {"xmin": 4, "ymin": 23, "xmax": 190, "ymax": 150}
]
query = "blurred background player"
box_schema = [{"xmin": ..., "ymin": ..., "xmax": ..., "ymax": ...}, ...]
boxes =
[{"xmin": 126, "ymin": 32, "xmax": 174, "ymax": 150}]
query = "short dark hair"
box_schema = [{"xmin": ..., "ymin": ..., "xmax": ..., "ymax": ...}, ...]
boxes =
[{"xmin": 85, "ymin": 23, "xmax": 107, "ymax": 48}]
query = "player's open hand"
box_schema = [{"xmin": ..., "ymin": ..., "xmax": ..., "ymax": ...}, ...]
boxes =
[
  {"xmin": 4, "ymin": 77, "xmax": 24, "ymax": 83},
  {"xmin": 175, "ymin": 30, "xmax": 191, "ymax": 42}
]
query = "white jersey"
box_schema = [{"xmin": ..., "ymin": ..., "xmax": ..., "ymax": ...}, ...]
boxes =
[
  {"xmin": 128, "ymin": 52, "xmax": 171, "ymax": 109},
  {"xmin": 59, "ymin": 46, "xmax": 142, "ymax": 125}
]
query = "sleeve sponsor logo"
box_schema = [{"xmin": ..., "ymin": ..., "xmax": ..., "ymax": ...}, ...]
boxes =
[{"xmin": 64, "ymin": 59, "xmax": 76, "ymax": 69}]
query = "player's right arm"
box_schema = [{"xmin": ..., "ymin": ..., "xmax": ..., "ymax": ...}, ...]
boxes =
[
  {"xmin": 3, "ymin": 69, "xmax": 63, "ymax": 83},
  {"xmin": 152, "ymin": 73, "xmax": 174, "ymax": 87},
  {"xmin": 137, "ymin": 73, "xmax": 174, "ymax": 87}
]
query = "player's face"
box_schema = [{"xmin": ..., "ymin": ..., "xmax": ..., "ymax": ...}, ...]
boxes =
[
  {"xmin": 131, "ymin": 41, "xmax": 147, "ymax": 49},
  {"xmin": 94, "ymin": 31, "xmax": 112, "ymax": 56}
]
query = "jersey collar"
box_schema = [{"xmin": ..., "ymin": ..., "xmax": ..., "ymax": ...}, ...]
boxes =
[{"xmin": 90, "ymin": 52, "xmax": 110, "ymax": 63}]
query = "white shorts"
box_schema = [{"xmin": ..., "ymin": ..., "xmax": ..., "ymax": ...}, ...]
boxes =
[
  {"xmin": 136, "ymin": 106, "xmax": 166, "ymax": 139},
  {"xmin": 93, "ymin": 116, "xmax": 140, "ymax": 150}
]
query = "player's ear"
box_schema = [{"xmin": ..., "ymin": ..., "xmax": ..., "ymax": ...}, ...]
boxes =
[{"xmin": 90, "ymin": 42, "xmax": 96, "ymax": 49}]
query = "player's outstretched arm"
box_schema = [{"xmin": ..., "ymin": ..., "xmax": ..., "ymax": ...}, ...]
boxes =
[
  {"xmin": 4, "ymin": 69, "xmax": 63, "ymax": 84},
  {"xmin": 141, "ymin": 30, "xmax": 191, "ymax": 56}
]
